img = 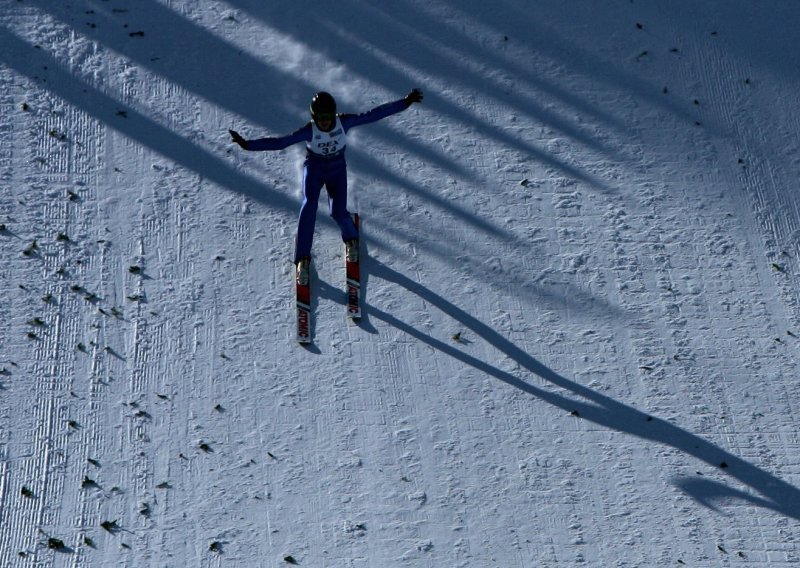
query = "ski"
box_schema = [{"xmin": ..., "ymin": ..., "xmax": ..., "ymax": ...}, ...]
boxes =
[
  {"xmin": 296, "ymin": 259, "xmax": 312, "ymax": 344},
  {"xmin": 346, "ymin": 214, "xmax": 362, "ymax": 320}
]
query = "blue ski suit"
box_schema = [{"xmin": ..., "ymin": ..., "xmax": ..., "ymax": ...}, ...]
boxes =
[{"xmin": 242, "ymin": 98, "xmax": 411, "ymax": 263}]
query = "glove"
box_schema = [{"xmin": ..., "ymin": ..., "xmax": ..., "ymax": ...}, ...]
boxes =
[
  {"xmin": 404, "ymin": 88, "xmax": 423, "ymax": 106},
  {"xmin": 229, "ymin": 129, "xmax": 248, "ymax": 149}
]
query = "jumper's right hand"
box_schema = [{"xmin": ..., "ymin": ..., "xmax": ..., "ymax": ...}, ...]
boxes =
[
  {"xmin": 229, "ymin": 129, "xmax": 248, "ymax": 149},
  {"xmin": 404, "ymin": 88, "xmax": 423, "ymax": 106}
]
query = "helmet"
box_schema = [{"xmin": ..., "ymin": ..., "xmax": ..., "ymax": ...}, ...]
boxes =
[{"xmin": 310, "ymin": 92, "xmax": 336, "ymax": 119}]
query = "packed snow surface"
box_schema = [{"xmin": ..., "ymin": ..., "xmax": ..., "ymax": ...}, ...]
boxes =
[{"xmin": 2, "ymin": 1, "xmax": 800, "ymax": 566}]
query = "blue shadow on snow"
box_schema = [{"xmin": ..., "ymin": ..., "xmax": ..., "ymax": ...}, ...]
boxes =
[{"xmin": 360, "ymin": 259, "xmax": 800, "ymax": 522}]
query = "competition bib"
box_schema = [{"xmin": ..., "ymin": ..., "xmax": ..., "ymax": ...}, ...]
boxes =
[{"xmin": 307, "ymin": 117, "xmax": 347, "ymax": 157}]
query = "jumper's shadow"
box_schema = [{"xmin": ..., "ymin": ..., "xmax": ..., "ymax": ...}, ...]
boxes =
[{"xmin": 365, "ymin": 260, "xmax": 800, "ymax": 521}]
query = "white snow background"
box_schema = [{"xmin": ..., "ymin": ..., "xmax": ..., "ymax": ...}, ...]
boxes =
[{"xmin": 1, "ymin": 0, "xmax": 800, "ymax": 566}]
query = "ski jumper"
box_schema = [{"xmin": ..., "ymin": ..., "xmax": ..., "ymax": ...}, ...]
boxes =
[{"xmin": 244, "ymin": 98, "xmax": 411, "ymax": 262}]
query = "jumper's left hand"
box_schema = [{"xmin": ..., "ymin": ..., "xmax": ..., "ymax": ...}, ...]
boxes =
[{"xmin": 404, "ymin": 88, "xmax": 423, "ymax": 106}]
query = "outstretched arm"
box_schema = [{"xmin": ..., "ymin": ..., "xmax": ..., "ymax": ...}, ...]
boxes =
[
  {"xmin": 229, "ymin": 124, "xmax": 312, "ymax": 151},
  {"xmin": 341, "ymin": 89, "xmax": 424, "ymax": 131}
]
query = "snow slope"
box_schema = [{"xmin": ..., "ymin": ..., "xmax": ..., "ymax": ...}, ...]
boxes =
[{"xmin": 1, "ymin": 0, "xmax": 800, "ymax": 566}]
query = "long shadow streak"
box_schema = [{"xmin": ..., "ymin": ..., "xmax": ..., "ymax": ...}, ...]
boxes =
[
  {"xmin": 0, "ymin": 27, "xmax": 295, "ymax": 213},
  {"xmin": 367, "ymin": 260, "xmax": 800, "ymax": 521},
  {"xmin": 29, "ymin": 0, "xmax": 308, "ymax": 132}
]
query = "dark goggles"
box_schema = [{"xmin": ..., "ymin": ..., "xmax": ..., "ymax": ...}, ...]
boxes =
[{"xmin": 314, "ymin": 113, "xmax": 335, "ymax": 122}]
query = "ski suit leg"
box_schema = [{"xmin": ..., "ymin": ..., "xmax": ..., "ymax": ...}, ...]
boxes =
[
  {"xmin": 325, "ymin": 165, "xmax": 358, "ymax": 242},
  {"xmin": 295, "ymin": 163, "xmax": 324, "ymax": 263}
]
